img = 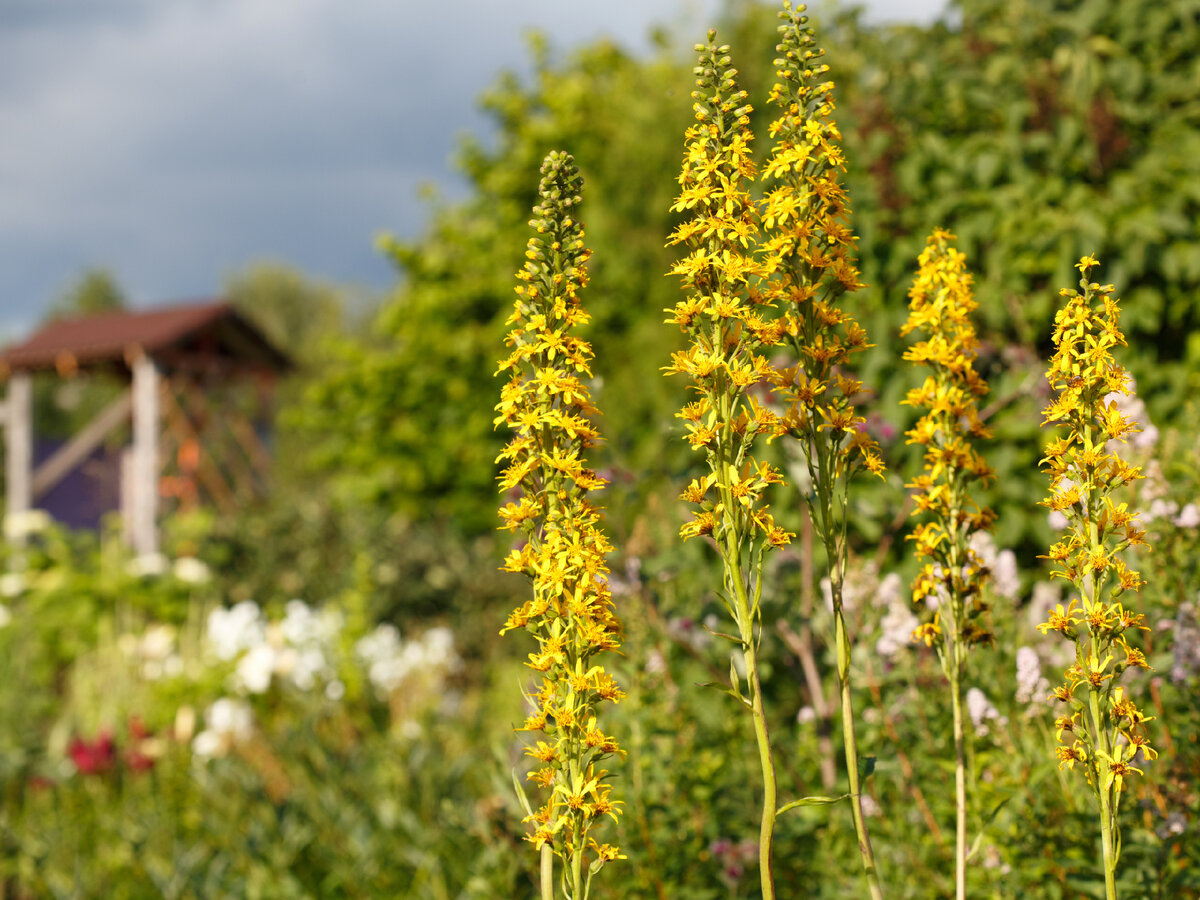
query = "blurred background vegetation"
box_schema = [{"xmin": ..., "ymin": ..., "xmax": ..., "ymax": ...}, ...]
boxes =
[{"xmin": 1, "ymin": 0, "xmax": 1198, "ymax": 896}]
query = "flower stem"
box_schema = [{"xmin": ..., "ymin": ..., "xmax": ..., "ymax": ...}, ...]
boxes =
[
  {"xmin": 540, "ymin": 845, "xmax": 554, "ymax": 900},
  {"xmin": 950, "ymin": 665, "xmax": 967, "ymax": 900},
  {"xmin": 730, "ymin": 561, "xmax": 777, "ymax": 900},
  {"xmin": 832, "ymin": 588, "xmax": 884, "ymax": 900},
  {"xmin": 1090, "ymin": 689, "xmax": 1119, "ymax": 900}
]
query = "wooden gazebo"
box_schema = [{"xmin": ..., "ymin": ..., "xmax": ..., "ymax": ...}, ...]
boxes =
[{"xmin": 1, "ymin": 300, "xmax": 291, "ymax": 556}]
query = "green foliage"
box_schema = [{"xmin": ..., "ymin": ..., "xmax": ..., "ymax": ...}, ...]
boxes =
[
  {"xmin": 49, "ymin": 268, "xmax": 127, "ymax": 319},
  {"xmin": 224, "ymin": 262, "xmax": 348, "ymax": 366}
]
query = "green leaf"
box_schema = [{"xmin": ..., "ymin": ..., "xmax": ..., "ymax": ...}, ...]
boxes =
[
  {"xmin": 511, "ymin": 769, "xmax": 534, "ymax": 819},
  {"xmin": 777, "ymin": 794, "xmax": 850, "ymax": 816},
  {"xmin": 857, "ymin": 755, "xmax": 877, "ymax": 782},
  {"xmin": 700, "ymin": 621, "xmax": 742, "ymax": 644},
  {"xmin": 694, "ymin": 681, "xmax": 753, "ymax": 711}
]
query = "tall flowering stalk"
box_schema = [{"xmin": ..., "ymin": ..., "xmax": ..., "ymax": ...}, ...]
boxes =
[
  {"xmin": 495, "ymin": 151, "xmax": 625, "ymax": 900},
  {"xmin": 901, "ymin": 229, "xmax": 996, "ymax": 900},
  {"xmin": 664, "ymin": 33, "xmax": 792, "ymax": 900},
  {"xmin": 759, "ymin": 4, "xmax": 884, "ymax": 896},
  {"xmin": 1037, "ymin": 256, "xmax": 1153, "ymax": 900}
]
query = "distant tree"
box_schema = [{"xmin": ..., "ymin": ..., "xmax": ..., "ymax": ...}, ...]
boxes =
[
  {"xmin": 49, "ymin": 268, "xmax": 127, "ymax": 319},
  {"xmin": 223, "ymin": 262, "xmax": 345, "ymax": 364}
]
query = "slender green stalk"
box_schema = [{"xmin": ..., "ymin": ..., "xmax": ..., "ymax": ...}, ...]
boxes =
[
  {"xmin": 540, "ymin": 846, "xmax": 554, "ymax": 900},
  {"xmin": 1090, "ymin": 688, "xmax": 1118, "ymax": 900},
  {"xmin": 726, "ymin": 534, "xmax": 779, "ymax": 896},
  {"xmin": 827, "ymin": 540, "xmax": 884, "ymax": 900},
  {"xmin": 950, "ymin": 673, "xmax": 967, "ymax": 900}
]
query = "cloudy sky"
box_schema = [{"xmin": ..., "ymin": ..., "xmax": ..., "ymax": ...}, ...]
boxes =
[{"xmin": 0, "ymin": 0, "xmax": 944, "ymax": 337}]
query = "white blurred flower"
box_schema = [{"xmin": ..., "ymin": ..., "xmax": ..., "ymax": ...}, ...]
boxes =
[
  {"xmin": 325, "ymin": 679, "xmax": 346, "ymax": 701},
  {"xmin": 1015, "ymin": 646, "xmax": 1049, "ymax": 706},
  {"xmin": 208, "ymin": 697, "xmax": 253, "ymax": 739},
  {"xmin": 983, "ymin": 845, "xmax": 1012, "ymax": 874},
  {"xmin": 236, "ymin": 643, "xmax": 277, "ymax": 694},
  {"xmin": 966, "ymin": 687, "xmax": 1006, "ymax": 737},
  {"xmin": 352, "ymin": 622, "xmax": 459, "ymax": 698},
  {"xmin": 822, "ymin": 562, "xmax": 879, "ymax": 614},
  {"xmin": 138, "ymin": 624, "xmax": 179, "ymax": 681},
  {"xmin": 876, "ymin": 572, "xmax": 903, "ymax": 610},
  {"xmin": 140, "ymin": 624, "xmax": 175, "ymax": 660},
  {"xmin": 1140, "ymin": 460, "xmax": 1169, "ymax": 502},
  {"xmin": 992, "ymin": 550, "xmax": 1020, "ymax": 601},
  {"xmin": 1170, "ymin": 603, "xmax": 1200, "ymax": 684},
  {"xmin": 1175, "ymin": 503, "xmax": 1200, "ymax": 529},
  {"xmin": 356, "ymin": 623, "xmax": 410, "ymax": 694},
  {"xmin": 796, "ymin": 705, "xmax": 815, "ymax": 725},
  {"xmin": 172, "ymin": 556, "xmax": 211, "ymax": 584},
  {"xmin": 289, "ymin": 647, "xmax": 328, "ymax": 691},
  {"xmin": 1147, "ymin": 498, "xmax": 1180, "ymax": 523},
  {"xmin": 3, "ymin": 510, "xmax": 51, "ymax": 540},
  {"xmin": 191, "ymin": 731, "xmax": 223, "ymax": 758},
  {"xmin": 1048, "ymin": 510, "xmax": 1069, "ymax": 530},
  {"xmin": 193, "ymin": 697, "xmax": 253, "ymax": 758},
  {"xmin": 356, "ymin": 623, "xmax": 401, "ymax": 666},
  {"xmin": 969, "ymin": 532, "xmax": 997, "ymax": 568},
  {"xmin": 0, "ymin": 572, "xmax": 25, "ymax": 598},
  {"xmin": 207, "ymin": 601, "xmax": 265, "ymax": 661},
  {"xmin": 860, "ymin": 793, "xmax": 881, "ymax": 817},
  {"xmin": 128, "ymin": 552, "xmax": 169, "ymax": 577},
  {"xmin": 281, "ymin": 599, "xmax": 342, "ymax": 647},
  {"xmin": 644, "ymin": 648, "xmax": 667, "ymax": 675},
  {"xmin": 421, "ymin": 626, "xmax": 457, "ymax": 668},
  {"xmin": 876, "ymin": 600, "xmax": 918, "ymax": 659},
  {"xmin": 922, "ymin": 564, "xmax": 949, "ymax": 611},
  {"xmin": 1028, "ymin": 582, "xmax": 1060, "ymax": 633},
  {"xmin": 1156, "ymin": 811, "xmax": 1188, "ymax": 840}
]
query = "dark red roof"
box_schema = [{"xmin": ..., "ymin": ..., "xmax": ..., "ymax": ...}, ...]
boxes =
[{"xmin": 1, "ymin": 300, "xmax": 290, "ymax": 374}]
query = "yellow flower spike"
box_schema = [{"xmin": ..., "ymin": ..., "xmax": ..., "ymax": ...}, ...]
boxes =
[
  {"xmin": 900, "ymin": 230, "xmax": 996, "ymax": 900},
  {"xmin": 496, "ymin": 151, "xmax": 624, "ymax": 889},
  {"xmin": 1039, "ymin": 255, "xmax": 1150, "ymax": 898},
  {"xmin": 664, "ymin": 30, "xmax": 791, "ymax": 900},
  {"xmin": 760, "ymin": 12, "xmax": 887, "ymax": 895}
]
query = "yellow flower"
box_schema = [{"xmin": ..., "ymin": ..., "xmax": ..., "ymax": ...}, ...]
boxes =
[
  {"xmin": 1038, "ymin": 257, "xmax": 1151, "ymax": 869},
  {"xmin": 666, "ymin": 32, "xmax": 786, "ymax": 550},
  {"xmin": 761, "ymin": 4, "xmax": 881, "ymax": 482},
  {"xmin": 901, "ymin": 231, "xmax": 994, "ymax": 676},
  {"xmin": 496, "ymin": 151, "xmax": 623, "ymax": 872}
]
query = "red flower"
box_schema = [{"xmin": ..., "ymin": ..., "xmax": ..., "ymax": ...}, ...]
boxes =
[{"xmin": 68, "ymin": 730, "xmax": 116, "ymax": 776}]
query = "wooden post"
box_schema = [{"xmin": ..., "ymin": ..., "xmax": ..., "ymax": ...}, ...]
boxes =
[
  {"xmin": 5, "ymin": 372, "xmax": 33, "ymax": 548},
  {"xmin": 129, "ymin": 354, "xmax": 160, "ymax": 557}
]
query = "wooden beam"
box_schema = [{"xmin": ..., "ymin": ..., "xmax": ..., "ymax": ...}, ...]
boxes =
[
  {"xmin": 32, "ymin": 391, "xmax": 133, "ymax": 501},
  {"xmin": 206, "ymin": 388, "xmax": 260, "ymax": 502},
  {"xmin": 161, "ymin": 385, "xmax": 237, "ymax": 515},
  {"xmin": 129, "ymin": 355, "xmax": 160, "ymax": 557},
  {"xmin": 229, "ymin": 415, "xmax": 272, "ymax": 488},
  {"xmin": 5, "ymin": 372, "xmax": 32, "ymax": 543}
]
